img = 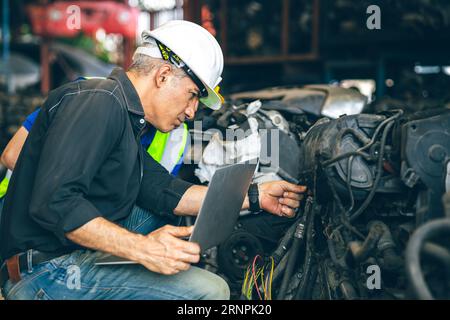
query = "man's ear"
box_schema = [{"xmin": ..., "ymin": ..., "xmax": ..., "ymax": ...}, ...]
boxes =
[{"xmin": 155, "ymin": 64, "xmax": 172, "ymax": 88}]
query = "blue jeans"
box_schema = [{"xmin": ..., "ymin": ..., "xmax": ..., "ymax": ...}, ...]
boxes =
[{"xmin": 2, "ymin": 206, "xmax": 230, "ymax": 300}]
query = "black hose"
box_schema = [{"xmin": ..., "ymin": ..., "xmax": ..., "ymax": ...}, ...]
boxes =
[
  {"xmin": 321, "ymin": 150, "xmax": 371, "ymax": 167},
  {"xmin": 321, "ymin": 110, "xmax": 403, "ymax": 168},
  {"xmin": 272, "ymin": 251, "xmax": 290, "ymax": 284},
  {"xmin": 327, "ymin": 170, "xmax": 365, "ymax": 239},
  {"xmin": 370, "ymin": 221, "xmax": 403, "ymax": 271},
  {"xmin": 345, "ymin": 112, "xmax": 403, "ymax": 222},
  {"xmin": 294, "ymin": 247, "xmax": 314, "ymax": 299},
  {"xmin": 346, "ymin": 156, "xmax": 355, "ymax": 212},
  {"xmin": 327, "ymin": 238, "xmax": 341, "ymax": 266},
  {"xmin": 276, "ymin": 197, "xmax": 313, "ymax": 299},
  {"xmin": 422, "ymin": 243, "xmax": 450, "ymax": 268},
  {"xmin": 272, "ymin": 220, "xmax": 297, "ymax": 265},
  {"xmin": 347, "ymin": 223, "xmax": 383, "ymax": 264},
  {"xmin": 294, "ymin": 200, "xmax": 317, "ymax": 299},
  {"xmin": 276, "ymin": 220, "xmax": 306, "ymax": 300},
  {"xmin": 405, "ymin": 218, "xmax": 450, "ymax": 300},
  {"xmin": 350, "ymin": 120, "xmax": 395, "ymax": 222},
  {"xmin": 336, "ymin": 128, "xmax": 371, "ymax": 146},
  {"xmin": 422, "ymin": 242, "xmax": 450, "ymax": 281},
  {"xmin": 358, "ymin": 110, "xmax": 403, "ymax": 152},
  {"xmin": 302, "ymin": 264, "xmax": 318, "ymax": 300}
]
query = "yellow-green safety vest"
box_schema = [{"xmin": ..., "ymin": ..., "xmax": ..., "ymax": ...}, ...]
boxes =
[
  {"xmin": 0, "ymin": 169, "xmax": 12, "ymax": 199},
  {"xmin": 147, "ymin": 123, "xmax": 189, "ymax": 173}
]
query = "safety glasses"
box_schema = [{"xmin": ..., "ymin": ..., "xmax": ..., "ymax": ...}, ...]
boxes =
[{"xmin": 155, "ymin": 39, "xmax": 208, "ymax": 99}]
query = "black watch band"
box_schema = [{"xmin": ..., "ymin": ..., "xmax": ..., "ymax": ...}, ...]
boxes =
[{"xmin": 248, "ymin": 183, "xmax": 260, "ymax": 212}]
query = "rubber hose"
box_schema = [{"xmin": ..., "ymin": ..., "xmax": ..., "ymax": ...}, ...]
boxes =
[{"xmin": 405, "ymin": 218, "xmax": 450, "ymax": 300}]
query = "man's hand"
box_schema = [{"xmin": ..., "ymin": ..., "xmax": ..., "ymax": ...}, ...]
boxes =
[
  {"xmin": 136, "ymin": 225, "xmax": 201, "ymax": 275},
  {"xmin": 67, "ymin": 217, "xmax": 200, "ymax": 276},
  {"xmin": 259, "ymin": 181, "xmax": 307, "ymax": 217}
]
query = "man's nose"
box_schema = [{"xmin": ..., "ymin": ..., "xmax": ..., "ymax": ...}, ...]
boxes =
[
  {"xmin": 186, "ymin": 100, "xmax": 199, "ymax": 120},
  {"xmin": 185, "ymin": 108, "xmax": 195, "ymax": 120}
]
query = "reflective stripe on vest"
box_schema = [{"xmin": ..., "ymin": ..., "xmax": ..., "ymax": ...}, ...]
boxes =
[
  {"xmin": 147, "ymin": 123, "xmax": 188, "ymax": 173},
  {"xmin": 0, "ymin": 169, "xmax": 12, "ymax": 199}
]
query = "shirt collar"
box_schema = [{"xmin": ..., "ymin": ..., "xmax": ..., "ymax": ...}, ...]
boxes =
[{"xmin": 108, "ymin": 67, "xmax": 145, "ymax": 116}]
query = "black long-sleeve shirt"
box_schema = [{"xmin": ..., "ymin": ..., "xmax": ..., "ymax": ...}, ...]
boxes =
[{"xmin": 0, "ymin": 68, "xmax": 192, "ymax": 260}]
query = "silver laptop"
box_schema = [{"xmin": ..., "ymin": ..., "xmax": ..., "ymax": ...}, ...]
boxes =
[{"xmin": 95, "ymin": 161, "xmax": 257, "ymax": 265}]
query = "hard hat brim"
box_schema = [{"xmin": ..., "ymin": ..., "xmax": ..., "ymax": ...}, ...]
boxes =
[{"xmin": 200, "ymin": 84, "xmax": 222, "ymax": 110}]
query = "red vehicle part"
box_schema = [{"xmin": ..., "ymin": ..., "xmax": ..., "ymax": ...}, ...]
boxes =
[{"xmin": 27, "ymin": 1, "xmax": 139, "ymax": 38}]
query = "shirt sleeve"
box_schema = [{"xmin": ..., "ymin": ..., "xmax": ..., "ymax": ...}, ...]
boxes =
[
  {"xmin": 22, "ymin": 108, "xmax": 41, "ymax": 132},
  {"xmin": 29, "ymin": 91, "xmax": 124, "ymax": 244},
  {"xmin": 136, "ymin": 150, "xmax": 193, "ymax": 218}
]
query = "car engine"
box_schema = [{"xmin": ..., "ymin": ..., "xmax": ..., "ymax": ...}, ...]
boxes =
[{"xmin": 185, "ymin": 85, "xmax": 450, "ymax": 300}]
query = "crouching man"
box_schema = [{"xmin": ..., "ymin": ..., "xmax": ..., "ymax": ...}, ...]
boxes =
[{"xmin": 0, "ymin": 21, "xmax": 305, "ymax": 300}]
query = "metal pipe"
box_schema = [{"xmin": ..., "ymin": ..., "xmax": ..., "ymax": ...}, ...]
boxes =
[
  {"xmin": 405, "ymin": 218, "xmax": 450, "ymax": 300},
  {"xmin": 422, "ymin": 242, "xmax": 450, "ymax": 280}
]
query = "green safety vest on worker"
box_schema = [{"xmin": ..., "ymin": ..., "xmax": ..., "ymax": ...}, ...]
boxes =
[
  {"xmin": 0, "ymin": 77, "xmax": 189, "ymax": 199},
  {"xmin": 147, "ymin": 123, "xmax": 189, "ymax": 174},
  {"xmin": 0, "ymin": 170, "xmax": 11, "ymax": 199}
]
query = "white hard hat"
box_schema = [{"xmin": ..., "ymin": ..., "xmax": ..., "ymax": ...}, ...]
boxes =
[{"xmin": 135, "ymin": 20, "xmax": 224, "ymax": 110}]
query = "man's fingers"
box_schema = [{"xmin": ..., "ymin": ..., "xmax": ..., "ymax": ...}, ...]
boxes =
[
  {"xmin": 169, "ymin": 260, "xmax": 191, "ymax": 272},
  {"xmin": 142, "ymin": 261, "xmax": 179, "ymax": 275},
  {"xmin": 163, "ymin": 238, "xmax": 200, "ymax": 266},
  {"xmin": 171, "ymin": 250, "xmax": 200, "ymax": 264},
  {"xmin": 283, "ymin": 183, "xmax": 307, "ymax": 194},
  {"xmin": 167, "ymin": 235, "xmax": 201, "ymax": 255},
  {"xmin": 165, "ymin": 225, "xmax": 194, "ymax": 238},
  {"xmin": 143, "ymin": 250, "xmax": 197, "ymax": 274},
  {"xmin": 279, "ymin": 198, "xmax": 300, "ymax": 209},
  {"xmin": 157, "ymin": 225, "xmax": 201, "ymax": 255},
  {"xmin": 159, "ymin": 266, "xmax": 179, "ymax": 275},
  {"xmin": 281, "ymin": 205, "xmax": 295, "ymax": 217},
  {"xmin": 283, "ymin": 192, "xmax": 304, "ymax": 201}
]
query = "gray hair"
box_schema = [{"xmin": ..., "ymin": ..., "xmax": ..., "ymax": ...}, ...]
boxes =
[{"xmin": 128, "ymin": 43, "xmax": 186, "ymax": 79}]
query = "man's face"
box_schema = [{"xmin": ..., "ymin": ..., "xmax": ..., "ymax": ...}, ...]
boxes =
[{"xmin": 145, "ymin": 68, "xmax": 200, "ymax": 132}]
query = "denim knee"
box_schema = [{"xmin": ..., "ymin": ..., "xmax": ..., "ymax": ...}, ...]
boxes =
[
  {"xmin": 203, "ymin": 274, "xmax": 230, "ymax": 300},
  {"xmin": 194, "ymin": 270, "xmax": 230, "ymax": 300}
]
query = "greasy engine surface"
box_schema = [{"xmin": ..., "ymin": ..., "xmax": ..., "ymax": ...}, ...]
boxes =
[{"xmin": 184, "ymin": 85, "xmax": 450, "ymax": 300}]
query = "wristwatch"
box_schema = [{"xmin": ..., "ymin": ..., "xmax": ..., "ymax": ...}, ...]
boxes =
[{"xmin": 248, "ymin": 183, "xmax": 260, "ymax": 212}]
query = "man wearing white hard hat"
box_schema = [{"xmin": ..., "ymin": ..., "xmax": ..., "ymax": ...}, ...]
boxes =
[{"xmin": 0, "ymin": 20, "xmax": 306, "ymax": 300}]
